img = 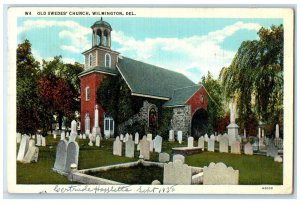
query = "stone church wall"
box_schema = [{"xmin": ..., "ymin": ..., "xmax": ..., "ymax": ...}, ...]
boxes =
[{"xmin": 171, "ymin": 106, "xmax": 192, "ymax": 139}]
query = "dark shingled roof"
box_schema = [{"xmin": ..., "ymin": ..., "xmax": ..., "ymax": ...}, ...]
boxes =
[
  {"xmin": 91, "ymin": 18, "xmax": 112, "ymax": 30},
  {"xmin": 163, "ymin": 85, "xmax": 202, "ymax": 107},
  {"xmin": 78, "ymin": 66, "xmax": 118, "ymax": 77},
  {"xmin": 117, "ymin": 57, "xmax": 195, "ymax": 99}
]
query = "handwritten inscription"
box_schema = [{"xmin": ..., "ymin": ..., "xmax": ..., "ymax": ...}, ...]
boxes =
[{"xmin": 51, "ymin": 185, "xmax": 177, "ymax": 194}]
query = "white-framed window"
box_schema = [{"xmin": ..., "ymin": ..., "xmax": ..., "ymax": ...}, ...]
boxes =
[
  {"xmin": 105, "ymin": 53, "xmax": 111, "ymax": 67},
  {"xmin": 85, "ymin": 86, "xmax": 90, "ymax": 101},
  {"xmin": 89, "ymin": 54, "xmax": 92, "ymax": 67}
]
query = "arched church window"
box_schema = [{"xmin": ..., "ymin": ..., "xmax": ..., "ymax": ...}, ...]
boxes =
[
  {"xmin": 85, "ymin": 86, "xmax": 90, "ymax": 101},
  {"xmin": 105, "ymin": 53, "xmax": 111, "ymax": 67},
  {"xmin": 89, "ymin": 54, "xmax": 92, "ymax": 67}
]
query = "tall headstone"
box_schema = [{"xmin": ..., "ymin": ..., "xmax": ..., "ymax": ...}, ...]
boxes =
[
  {"xmin": 113, "ymin": 136, "xmax": 122, "ymax": 156},
  {"xmin": 163, "ymin": 160, "xmax": 192, "ymax": 185},
  {"xmin": 168, "ymin": 130, "xmax": 175, "ymax": 142},
  {"xmin": 83, "ymin": 134, "xmax": 86, "ymax": 139},
  {"xmin": 198, "ymin": 136, "xmax": 204, "ymax": 149},
  {"xmin": 70, "ymin": 120, "xmax": 78, "ymax": 141},
  {"xmin": 219, "ymin": 136, "xmax": 229, "ymax": 153},
  {"xmin": 134, "ymin": 132, "xmax": 139, "ymax": 144},
  {"xmin": 53, "ymin": 140, "xmax": 68, "ymax": 172},
  {"xmin": 153, "ymin": 135, "xmax": 162, "ymax": 153},
  {"xmin": 149, "ymin": 139, "xmax": 154, "ymax": 152},
  {"xmin": 139, "ymin": 136, "xmax": 150, "ymax": 160},
  {"xmin": 173, "ymin": 154, "xmax": 185, "ymax": 163},
  {"xmin": 231, "ymin": 141, "xmax": 241, "ymax": 154},
  {"xmin": 227, "ymin": 101, "xmax": 239, "ymax": 144},
  {"xmin": 16, "ymin": 133, "xmax": 22, "ymax": 143},
  {"xmin": 124, "ymin": 133, "xmax": 129, "ymax": 142},
  {"xmin": 147, "ymin": 134, "xmax": 152, "ymax": 141},
  {"xmin": 177, "ymin": 131, "xmax": 183, "ymax": 144},
  {"xmin": 61, "ymin": 131, "xmax": 65, "ymax": 140},
  {"xmin": 95, "ymin": 135, "xmax": 100, "ymax": 147},
  {"xmin": 204, "ymin": 134, "xmax": 209, "ymax": 142},
  {"xmin": 120, "ymin": 134, "xmax": 124, "ymax": 141},
  {"xmin": 159, "ymin": 153, "xmax": 170, "ymax": 163},
  {"xmin": 244, "ymin": 142, "xmax": 253, "ymax": 155},
  {"xmin": 203, "ymin": 162, "xmax": 239, "ymax": 185},
  {"xmin": 64, "ymin": 141, "xmax": 80, "ymax": 173},
  {"xmin": 23, "ymin": 140, "xmax": 39, "ymax": 163},
  {"xmin": 125, "ymin": 136, "xmax": 135, "ymax": 158},
  {"xmin": 84, "ymin": 113, "xmax": 90, "ymax": 135},
  {"xmin": 66, "ymin": 132, "xmax": 69, "ymax": 138},
  {"xmin": 92, "ymin": 105, "xmax": 101, "ymax": 137},
  {"xmin": 17, "ymin": 135, "xmax": 30, "ymax": 161},
  {"xmin": 41, "ymin": 136, "xmax": 46, "ymax": 146},
  {"xmin": 207, "ymin": 138, "xmax": 215, "ymax": 152},
  {"xmin": 36, "ymin": 134, "xmax": 42, "ymax": 146},
  {"xmin": 187, "ymin": 136, "xmax": 194, "ymax": 148},
  {"xmin": 276, "ymin": 124, "xmax": 280, "ymax": 138}
]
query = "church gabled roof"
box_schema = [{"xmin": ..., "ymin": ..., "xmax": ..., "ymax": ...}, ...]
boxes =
[
  {"xmin": 163, "ymin": 85, "xmax": 202, "ymax": 107},
  {"xmin": 117, "ymin": 57, "xmax": 195, "ymax": 100}
]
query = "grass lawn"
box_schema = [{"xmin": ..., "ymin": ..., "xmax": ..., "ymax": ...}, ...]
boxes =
[{"xmin": 17, "ymin": 137, "xmax": 282, "ymax": 185}]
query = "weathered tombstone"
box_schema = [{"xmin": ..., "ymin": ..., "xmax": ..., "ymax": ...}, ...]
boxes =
[
  {"xmin": 275, "ymin": 124, "xmax": 280, "ymax": 138},
  {"xmin": 41, "ymin": 136, "xmax": 46, "ymax": 146},
  {"xmin": 210, "ymin": 134, "xmax": 215, "ymax": 140},
  {"xmin": 134, "ymin": 132, "xmax": 139, "ymax": 144},
  {"xmin": 95, "ymin": 135, "xmax": 100, "ymax": 147},
  {"xmin": 219, "ymin": 136, "xmax": 229, "ymax": 153},
  {"xmin": 120, "ymin": 134, "xmax": 124, "ymax": 141},
  {"xmin": 113, "ymin": 136, "xmax": 122, "ymax": 156},
  {"xmin": 70, "ymin": 120, "xmax": 78, "ymax": 141},
  {"xmin": 216, "ymin": 134, "xmax": 221, "ymax": 142},
  {"xmin": 139, "ymin": 136, "xmax": 150, "ymax": 160},
  {"xmin": 274, "ymin": 155, "xmax": 283, "ymax": 163},
  {"xmin": 228, "ymin": 134, "xmax": 236, "ymax": 147},
  {"xmin": 66, "ymin": 132, "xmax": 69, "ymax": 138},
  {"xmin": 203, "ymin": 162, "xmax": 239, "ymax": 185},
  {"xmin": 173, "ymin": 154, "xmax": 185, "ymax": 163},
  {"xmin": 16, "ymin": 133, "xmax": 22, "ymax": 143},
  {"xmin": 53, "ymin": 140, "xmax": 68, "ymax": 172},
  {"xmin": 149, "ymin": 139, "xmax": 154, "ymax": 152},
  {"xmin": 244, "ymin": 142, "xmax": 253, "ymax": 155},
  {"xmin": 198, "ymin": 136, "xmax": 204, "ymax": 149},
  {"xmin": 231, "ymin": 141, "xmax": 241, "ymax": 154},
  {"xmin": 151, "ymin": 180, "xmax": 161, "ymax": 185},
  {"xmin": 153, "ymin": 135, "xmax": 162, "ymax": 153},
  {"xmin": 88, "ymin": 136, "xmax": 93, "ymax": 147},
  {"xmin": 23, "ymin": 140, "xmax": 39, "ymax": 163},
  {"xmin": 177, "ymin": 131, "xmax": 183, "ymax": 144},
  {"xmin": 125, "ymin": 136, "xmax": 135, "ymax": 158},
  {"xmin": 252, "ymin": 141, "xmax": 259, "ymax": 151},
  {"xmin": 187, "ymin": 136, "xmax": 194, "ymax": 148},
  {"xmin": 92, "ymin": 105, "xmax": 101, "ymax": 138},
  {"xmin": 159, "ymin": 152, "xmax": 170, "ymax": 163},
  {"xmin": 36, "ymin": 134, "xmax": 42, "ymax": 146},
  {"xmin": 137, "ymin": 142, "xmax": 140, "ymax": 151},
  {"xmin": 163, "ymin": 160, "xmax": 192, "ymax": 185},
  {"xmin": 79, "ymin": 134, "xmax": 83, "ymax": 139},
  {"xmin": 168, "ymin": 130, "xmax": 175, "ymax": 141},
  {"xmin": 17, "ymin": 135, "xmax": 30, "ymax": 161},
  {"xmin": 61, "ymin": 131, "xmax": 65, "ymax": 140},
  {"xmin": 147, "ymin": 134, "xmax": 152, "ymax": 141},
  {"xmin": 267, "ymin": 143, "xmax": 278, "ymax": 158},
  {"xmin": 204, "ymin": 134, "xmax": 209, "ymax": 142},
  {"xmin": 207, "ymin": 138, "xmax": 215, "ymax": 152},
  {"xmin": 84, "ymin": 113, "xmax": 90, "ymax": 135},
  {"xmin": 83, "ymin": 134, "xmax": 86, "ymax": 139},
  {"xmin": 64, "ymin": 141, "xmax": 80, "ymax": 173}
]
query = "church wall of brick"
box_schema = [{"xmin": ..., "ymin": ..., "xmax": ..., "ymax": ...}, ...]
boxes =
[{"xmin": 185, "ymin": 86, "xmax": 208, "ymax": 116}]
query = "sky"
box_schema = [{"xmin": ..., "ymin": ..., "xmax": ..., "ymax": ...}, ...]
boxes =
[{"xmin": 17, "ymin": 17, "xmax": 282, "ymax": 83}]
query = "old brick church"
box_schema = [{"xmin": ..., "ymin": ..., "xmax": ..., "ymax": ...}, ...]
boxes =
[{"xmin": 79, "ymin": 18, "xmax": 209, "ymax": 138}]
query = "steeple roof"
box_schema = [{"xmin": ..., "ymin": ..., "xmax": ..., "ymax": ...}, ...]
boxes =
[{"xmin": 91, "ymin": 17, "xmax": 112, "ymax": 30}]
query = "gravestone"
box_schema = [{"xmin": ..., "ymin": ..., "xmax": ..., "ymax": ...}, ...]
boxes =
[
  {"xmin": 36, "ymin": 134, "xmax": 42, "ymax": 146},
  {"xmin": 198, "ymin": 136, "xmax": 204, "ymax": 149},
  {"xmin": 79, "ymin": 134, "xmax": 82, "ymax": 139},
  {"xmin": 70, "ymin": 120, "xmax": 78, "ymax": 141},
  {"xmin": 276, "ymin": 124, "xmax": 280, "ymax": 138},
  {"xmin": 84, "ymin": 113, "xmax": 90, "ymax": 135},
  {"xmin": 17, "ymin": 134, "xmax": 30, "ymax": 161},
  {"xmin": 207, "ymin": 138, "xmax": 215, "ymax": 152},
  {"xmin": 134, "ymin": 132, "xmax": 139, "ymax": 144},
  {"xmin": 149, "ymin": 139, "xmax": 154, "ymax": 152},
  {"xmin": 120, "ymin": 134, "xmax": 124, "ymax": 141},
  {"xmin": 16, "ymin": 133, "xmax": 22, "ymax": 143},
  {"xmin": 187, "ymin": 137, "xmax": 194, "ymax": 148},
  {"xmin": 53, "ymin": 132, "xmax": 57, "ymax": 139},
  {"xmin": 64, "ymin": 141, "xmax": 80, "ymax": 173},
  {"xmin": 210, "ymin": 134, "xmax": 215, "ymax": 140},
  {"xmin": 153, "ymin": 135, "xmax": 162, "ymax": 153},
  {"xmin": 216, "ymin": 134, "xmax": 221, "ymax": 142},
  {"xmin": 95, "ymin": 135, "xmax": 100, "ymax": 147},
  {"xmin": 61, "ymin": 131, "xmax": 65, "ymax": 140},
  {"xmin": 231, "ymin": 141, "xmax": 241, "ymax": 154},
  {"xmin": 203, "ymin": 162, "xmax": 239, "ymax": 185},
  {"xmin": 92, "ymin": 105, "xmax": 101, "ymax": 137},
  {"xmin": 177, "ymin": 131, "xmax": 183, "ymax": 144},
  {"xmin": 274, "ymin": 138, "xmax": 283, "ymax": 149},
  {"xmin": 274, "ymin": 155, "xmax": 283, "ymax": 163},
  {"xmin": 83, "ymin": 134, "xmax": 86, "ymax": 139},
  {"xmin": 53, "ymin": 140, "xmax": 68, "ymax": 172},
  {"xmin": 125, "ymin": 136, "xmax": 135, "ymax": 158},
  {"xmin": 139, "ymin": 136, "xmax": 150, "ymax": 160},
  {"xmin": 204, "ymin": 134, "xmax": 209, "ymax": 142},
  {"xmin": 66, "ymin": 132, "xmax": 69, "ymax": 138},
  {"xmin": 23, "ymin": 140, "xmax": 39, "ymax": 163},
  {"xmin": 88, "ymin": 136, "xmax": 93, "ymax": 147},
  {"xmin": 41, "ymin": 136, "xmax": 46, "ymax": 146},
  {"xmin": 244, "ymin": 142, "xmax": 253, "ymax": 155},
  {"xmin": 124, "ymin": 133, "xmax": 129, "ymax": 142},
  {"xmin": 228, "ymin": 134, "xmax": 236, "ymax": 147},
  {"xmin": 173, "ymin": 154, "xmax": 185, "ymax": 163},
  {"xmin": 159, "ymin": 153, "xmax": 170, "ymax": 163},
  {"xmin": 219, "ymin": 136, "xmax": 229, "ymax": 153},
  {"xmin": 137, "ymin": 142, "xmax": 140, "ymax": 151},
  {"xmin": 163, "ymin": 160, "xmax": 192, "ymax": 185},
  {"xmin": 168, "ymin": 130, "xmax": 175, "ymax": 141},
  {"xmin": 147, "ymin": 134, "xmax": 152, "ymax": 141},
  {"xmin": 267, "ymin": 143, "xmax": 278, "ymax": 158},
  {"xmin": 113, "ymin": 136, "xmax": 122, "ymax": 156}
]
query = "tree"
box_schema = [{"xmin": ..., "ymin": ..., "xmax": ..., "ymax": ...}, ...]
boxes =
[
  {"xmin": 16, "ymin": 39, "xmax": 41, "ymax": 134},
  {"xmin": 220, "ymin": 25, "xmax": 283, "ymax": 134}
]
